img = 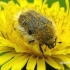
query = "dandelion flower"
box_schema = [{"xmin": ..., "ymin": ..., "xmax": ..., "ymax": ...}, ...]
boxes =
[{"xmin": 0, "ymin": 0, "xmax": 70, "ymax": 70}]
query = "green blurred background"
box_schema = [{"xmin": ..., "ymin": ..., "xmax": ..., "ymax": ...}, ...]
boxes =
[{"xmin": 0, "ymin": 0, "xmax": 70, "ymax": 11}]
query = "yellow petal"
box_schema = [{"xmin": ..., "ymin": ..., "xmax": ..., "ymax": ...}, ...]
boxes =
[
  {"xmin": 53, "ymin": 57, "xmax": 64, "ymax": 70},
  {"xmin": 0, "ymin": 47, "xmax": 14, "ymax": 53},
  {"xmin": 45, "ymin": 56, "xmax": 61, "ymax": 69},
  {"xmin": 26, "ymin": 55, "xmax": 37, "ymax": 70},
  {"xmin": 55, "ymin": 42, "xmax": 67, "ymax": 50},
  {"xmin": 52, "ymin": 49, "xmax": 66, "ymax": 55},
  {"xmin": 46, "ymin": 1, "xmax": 60, "ymax": 21},
  {"xmin": 1, "ymin": 54, "xmax": 28, "ymax": 70},
  {"xmin": 0, "ymin": 1, "xmax": 7, "ymax": 8},
  {"xmin": 17, "ymin": 0, "xmax": 28, "ymax": 8},
  {"xmin": 37, "ymin": 58, "xmax": 46, "ymax": 70},
  {"xmin": 0, "ymin": 5, "xmax": 1, "ymax": 12},
  {"xmin": 11, "ymin": 54, "xmax": 29, "ymax": 70},
  {"xmin": 65, "ymin": 49, "xmax": 70, "ymax": 54},
  {"xmin": 0, "ymin": 37, "xmax": 17, "ymax": 48},
  {"xmin": 1, "ymin": 53, "xmax": 22, "ymax": 70},
  {"xmin": 65, "ymin": 0, "xmax": 69, "ymax": 13},
  {"xmin": 53, "ymin": 55, "xmax": 70, "ymax": 68},
  {"xmin": 43, "ymin": 0, "xmax": 47, "ymax": 5},
  {"xmin": 50, "ymin": 2, "xmax": 60, "ymax": 16},
  {"xmin": 0, "ymin": 12, "xmax": 7, "ymax": 26},
  {"xmin": 43, "ymin": 45, "xmax": 51, "ymax": 56},
  {"xmin": 34, "ymin": 0, "xmax": 42, "ymax": 6},
  {"xmin": 0, "ymin": 52, "xmax": 16, "ymax": 65}
]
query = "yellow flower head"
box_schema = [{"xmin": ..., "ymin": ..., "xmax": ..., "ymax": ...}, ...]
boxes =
[{"xmin": 0, "ymin": 0, "xmax": 70, "ymax": 70}]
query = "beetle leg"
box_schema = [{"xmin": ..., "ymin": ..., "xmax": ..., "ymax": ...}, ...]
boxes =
[
  {"xmin": 28, "ymin": 40, "xmax": 35, "ymax": 43},
  {"xmin": 39, "ymin": 44, "xmax": 45, "ymax": 58}
]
